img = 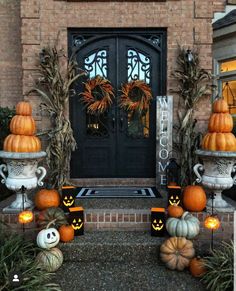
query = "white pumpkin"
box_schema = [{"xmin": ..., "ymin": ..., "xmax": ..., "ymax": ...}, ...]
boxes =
[
  {"xmin": 166, "ymin": 211, "xmax": 200, "ymax": 239},
  {"xmin": 36, "ymin": 247, "xmax": 63, "ymax": 272},
  {"xmin": 37, "ymin": 220, "xmax": 60, "ymax": 249}
]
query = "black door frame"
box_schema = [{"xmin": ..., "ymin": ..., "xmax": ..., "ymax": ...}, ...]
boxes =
[{"xmin": 68, "ymin": 28, "xmax": 167, "ymax": 179}]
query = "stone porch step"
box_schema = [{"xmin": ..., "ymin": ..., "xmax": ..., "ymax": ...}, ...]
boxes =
[
  {"xmin": 60, "ymin": 231, "xmax": 165, "ymax": 263},
  {"xmin": 56, "ymin": 260, "xmax": 205, "ymax": 291}
]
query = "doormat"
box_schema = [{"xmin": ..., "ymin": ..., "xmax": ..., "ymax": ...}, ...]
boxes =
[{"xmin": 75, "ymin": 187, "xmax": 162, "ymax": 198}]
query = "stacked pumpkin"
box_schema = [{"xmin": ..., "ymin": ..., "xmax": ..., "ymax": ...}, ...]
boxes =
[
  {"xmin": 36, "ymin": 206, "xmax": 74, "ymax": 272},
  {"xmin": 36, "ymin": 220, "xmax": 63, "ymax": 272},
  {"xmin": 202, "ymin": 98, "xmax": 236, "ymax": 151},
  {"xmin": 160, "ymin": 186, "xmax": 207, "ymax": 274},
  {"xmin": 3, "ymin": 101, "xmax": 42, "ymax": 152},
  {"xmin": 35, "ymin": 189, "xmax": 75, "ymax": 243}
]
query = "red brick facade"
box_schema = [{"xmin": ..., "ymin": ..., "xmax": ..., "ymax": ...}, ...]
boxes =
[
  {"xmin": 1, "ymin": 0, "xmax": 226, "ymax": 141},
  {"xmin": 0, "ymin": 0, "xmax": 22, "ymax": 107}
]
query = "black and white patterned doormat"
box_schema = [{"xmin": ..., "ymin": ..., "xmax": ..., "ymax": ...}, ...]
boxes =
[{"xmin": 76, "ymin": 187, "xmax": 162, "ymax": 198}]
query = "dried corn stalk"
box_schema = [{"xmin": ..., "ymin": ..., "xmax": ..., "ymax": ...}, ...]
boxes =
[
  {"xmin": 172, "ymin": 46, "xmax": 212, "ymax": 186},
  {"xmin": 28, "ymin": 46, "xmax": 85, "ymax": 189}
]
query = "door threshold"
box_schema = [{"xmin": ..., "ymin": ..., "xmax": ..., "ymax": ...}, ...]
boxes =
[{"xmin": 69, "ymin": 178, "xmax": 156, "ymax": 187}]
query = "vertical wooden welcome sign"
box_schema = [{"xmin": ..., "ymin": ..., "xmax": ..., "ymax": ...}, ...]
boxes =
[{"xmin": 156, "ymin": 96, "xmax": 173, "ymax": 187}]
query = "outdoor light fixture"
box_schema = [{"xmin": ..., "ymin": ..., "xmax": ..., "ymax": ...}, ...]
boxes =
[
  {"xmin": 186, "ymin": 49, "xmax": 193, "ymax": 63},
  {"xmin": 204, "ymin": 192, "xmax": 221, "ymax": 251},
  {"xmin": 151, "ymin": 208, "xmax": 166, "ymax": 237},
  {"xmin": 204, "ymin": 215, "xmax": 220, "ymax": 230},
  {"xmin": 18, "ymin": 210, "xmax": 34, "ymax": 224},
  {"xmin": 18, "ymin": 186, "xmax": 33, "ymax": 234},
  {"xmin": 166, "ymin": 158, "xmax": 180, "ymax": 187}
]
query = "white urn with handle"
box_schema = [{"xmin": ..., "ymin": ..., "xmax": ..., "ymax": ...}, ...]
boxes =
[
  {"xmin": 0, "ymin": 151, "xmax": 47, "ymax": 213},
  {"xmin": 194, "ymin": 149, "xmax": 236, "ymax": 212}
]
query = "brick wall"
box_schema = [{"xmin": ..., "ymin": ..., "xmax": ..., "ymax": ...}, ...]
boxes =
[
  {"xmin": 19, "ymin": 0, "xmax": 226, "ymax": 137},
  {"xmin": 0, "ymin": 0, "xmax": 22, "ymax": 108},
  {"xmin": 0, "ymin": 0, "xmax": 226, "ymax": 158}
]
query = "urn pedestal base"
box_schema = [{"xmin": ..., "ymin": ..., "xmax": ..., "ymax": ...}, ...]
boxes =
[
  {"xmin": 194, "ymin": 150, "xmax": 236, "ymax": 213},
  {"xmin": 3, "ymin": 193, "xmax": 34, "ymax": 213}
]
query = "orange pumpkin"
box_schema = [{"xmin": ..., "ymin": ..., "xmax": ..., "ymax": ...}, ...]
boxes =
[
  {"xmin": 202, "ymin": 132, "xmax": 236, "ymax": 151},
  {"xmin": 10, "ymin": 115, "xmax": 36, "ymax": 136},
  {"xmin": 16, "ymin": 101, "xmax": 32, "ymax": 116},
  {"xmin": 208, "ymin": 113, "xmax": 233, "ymax": 133},
  {"xmin": 212, "ymin": 98, "xmax": 229, "ymax": 113},
  {"xmin": 59, "ymin": 225, "xmax": 74, "ymax": 242},
  {"xmin": 167, "ymin": 204, "xmax": 184, "ymax": 218},
  {"xmin": 183, "ymin": 185, "xmax": 207, "ymax": 212},
  {"xmin": 189, "ymin": 257, "xmax": 206, "ymax": 277},
  {"xmin": 35, "ymin": 189, "xmax": 61, "ymax": 210},
  {"xmin": 3, "ymin": 134, "xmax": 41, "ymax": 152}
]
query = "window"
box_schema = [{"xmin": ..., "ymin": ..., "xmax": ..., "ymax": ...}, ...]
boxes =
[{"xmin": 216, "ymin": 58, "xmax": 236, "ymax": 134}]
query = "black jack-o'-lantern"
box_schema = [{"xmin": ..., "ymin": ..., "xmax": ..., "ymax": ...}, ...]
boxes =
[
  {"xmin": 167, "ymin": 186, "xmax": 182, "ymax": 207},
  {"xmin": 151, "ymin": 208, "xmax": 166, "ymax": 237},
  {"xmin": 69, "ymin": 206, "xmax": 84, "ymax": 236},
  {"xmin": 61, "ymin": 186, "xmax": 76, "ymax": 212}
]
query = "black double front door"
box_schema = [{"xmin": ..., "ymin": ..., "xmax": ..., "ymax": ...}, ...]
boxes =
[{"xmin": 69, "ymin": 29, "xmax": 166, "ymax": 178}]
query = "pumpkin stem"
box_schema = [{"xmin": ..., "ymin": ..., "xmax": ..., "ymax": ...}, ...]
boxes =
[
  {"xmin": 181, "ymin": 211, "xmax": 189, "ymax": 219},
  {"xmin": 46, "ymin": 219, "xmax": 57, "ymax": 229}
]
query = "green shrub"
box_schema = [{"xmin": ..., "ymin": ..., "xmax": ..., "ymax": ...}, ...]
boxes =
[
  {"xmin": 0, "ymin": 107, "xmax": 15, "ymax": 201},
  {"xmin": 201, "ymin": 240, "xmax": 233, "ymax": 291},
  {"xmin": 0, "ymin": 224, "xmax": 61, "ymax": 290},
  {"xmin": 0, "ymin": 106, "xmax": 15, "ymax": 150}
]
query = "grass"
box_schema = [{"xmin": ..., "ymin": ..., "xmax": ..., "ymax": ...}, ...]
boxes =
[
  {"xmin": 201, "ymin": 240, "xmax": 234, "ymax": 291},
  {"xmin": 0, "ymin": 223, "xmax": 61, "ymax": 291}
]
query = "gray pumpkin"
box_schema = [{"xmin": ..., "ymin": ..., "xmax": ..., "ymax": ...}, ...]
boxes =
[{"xmin": 166, "ymin": 211, "xmax": 200, "ymax": 239}]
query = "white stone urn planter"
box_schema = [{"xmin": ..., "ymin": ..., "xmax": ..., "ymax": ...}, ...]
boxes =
[
  {"xmin": 0, "ymin": 151, "xmax": 47, "ymax": 213},
  {"xmin": 194, "ymin": 149, "xmax": 236, "ymax": 212}
]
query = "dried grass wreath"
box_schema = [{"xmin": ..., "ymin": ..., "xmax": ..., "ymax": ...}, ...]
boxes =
[
  {"xmin": 80, "ymin": 75, "xmax": 114, "ymax": 115},
  {"xmin": 120, "ymin": 80, "xmax": 153, "ymax": 114}
]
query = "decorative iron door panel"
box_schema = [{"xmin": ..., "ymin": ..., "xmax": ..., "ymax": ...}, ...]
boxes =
[{"xmin": 68, "ymin": 29, "xmax": 166, "ymax": 178}]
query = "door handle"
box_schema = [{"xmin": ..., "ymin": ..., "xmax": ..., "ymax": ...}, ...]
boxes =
[
  {"xmin": 120, "ymin": 116, "xmax": 124, "ymax": 132},
  {"xmin": 112, "ymin": 116, "xmax": 115, "ymax": 132}
]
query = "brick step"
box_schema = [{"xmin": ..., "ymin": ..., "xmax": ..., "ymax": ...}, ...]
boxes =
[{"xmin": 59, "ymin": 231, "xmax": 165, "ymax": 263}]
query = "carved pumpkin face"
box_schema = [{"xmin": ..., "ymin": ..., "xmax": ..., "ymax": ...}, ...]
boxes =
[
  {"xmin": 72, "ymin": 218, "xmax": 83, "ymax": 230},
  {"xmin": 62, "ymin": 186, "xmax": 76, "ymax": 212},
  {"xmin": 69, "ymin": 206, "xmax": 84, "ymax": 236},
  {"xmin": 169, "ymin": 194, "xmax": 181, "ymax": 206},
  {"xmin": 168, "ymin": 186, "xmax": 182, "ymax": 207},
  {"xmin": 152, "ymin": 219, "xmax": 164, "ymax": 231},
  {"xmin": 151, "ymin": 207, "xmax": 166, "ymax": 237},
  {"xmin": 63, "ymin": 195, "xmax": 74, "ymax": 207}
]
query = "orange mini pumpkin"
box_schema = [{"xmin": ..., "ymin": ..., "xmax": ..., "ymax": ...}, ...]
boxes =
[
  {"xmin": 183, "ymin": 185, "xmax": 207, "ymax": 212},
  {"xmin": 167, "ymin": 204, "xmax": 184, "ymax": 218},
  {"xmin": 16, "ymin": 101, "xmax": 32, "ymax": 116},
  {"xmin": 212, "ymin": 98, "xmax": 229, "ymax": 113},
  {"xmin": 59, "ymin": 225, "xmax": 74, "ymax": 242},
  {"xmin": 35, "ymin": 189, "xmax": 61, "ymax": 210},
  {"xmin": 10, "ymin": 115, "xmax": 36, "ymax": 136},
  {"xmin": 3, "ymin": 134, "xmax": 41, "ymax": 152},
  {"xmin": 189, "ymin": 257, "xmax": 206, "ymax": 277}
]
